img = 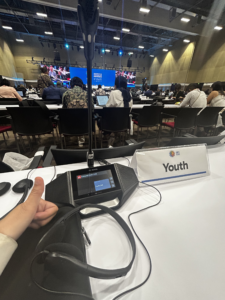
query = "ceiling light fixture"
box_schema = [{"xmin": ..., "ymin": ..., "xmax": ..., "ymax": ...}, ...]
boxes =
[
  {"xmin": 140, "ymin": 7, "xmax": 150, "ymax": 13},
  {"xmin": 36, "ymin": 12, "xmax": 47, "ymax": 17},
  {"xmin": 114, "ymin": 36, "xmax": 120, "ymax": 40},
  {"xmin": 139, "ymin": 0, "xmax": 150, "ymax": 13},
  {"xmin": 163, "ymin": 49, "xmax": 168, "ymax": 52},
  {"xmin": 181, "ymin": 17, "xmax": 190, "ymax": 22},
  {"xmin": 139, "ymin": 46, "xmax": 144, "ymax": 49},
  {"xmin": 80, "ymin": 45, "xmax": 84, "ymax": 48},
  {"xmin": 105, "ymin": 49, "xmax": 110, "ymax": 52},
  {"xmin": 183, "ymin": 39, "xmax": 190, "ymax": 43},
  {"xmin": 45, "ymin": 31, "xmax": 53, "ymax": 35},
  {"xmin": 2, "ymin": 26, "xmax": 12, "ymax": 30},
  {"xmin": 128, "ymin": 52, "xmax": 133, "ymax": 55},
  {"xmin": 122, "ymin": 28, "xmax": 130, "ymax": 32},
  {"xmin": 16, "ymin": 39, "xmax": 24, "ymax": 42},
  {"xmin": 150, "ymin": 55, "xmax": 154, "ymax": 57},
  {"xmin": 214, "ymin": 26, "xmax": 223, "ymax": 30}
]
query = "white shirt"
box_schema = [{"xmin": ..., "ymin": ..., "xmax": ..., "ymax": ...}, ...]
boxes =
[
  {"xmin": 180, "ymin": 89, "xmax": 207, "ymax": 108},
  {"xmin": 106, "ymin": 90, "xmax": 133, "ymax": 108},
  {"xmin": 0, "ymin": 233, "xmax": 17, "ymax": 275}
]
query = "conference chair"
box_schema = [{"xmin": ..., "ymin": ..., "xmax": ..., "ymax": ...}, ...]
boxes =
[
  {"xmin": 196, "ymin": 107, "xmax": 224, "ymax": 135},
  {"xmin": 0, "ymin": 146, "xmax": 46, "ymax": 173},
  {"xmin": 98, "ymin": 107, "xmax": 131, "ymax": 148},
  {"xmin": 0, "ymin": 98, "xmax": 21, "ymax": 105},
  {"xmin": 133, "ymin": 106, "xmax": 163, "ymax": 145},
  {"xmin": 162, "ymin": 108, "xmax": 202, "ymax": 137},
  {"xmin": 43, "ymin": 141, "xmax": 145, "ymax": 166},
  {"xmin": 0, "ymin": 115, "xmax": 12, "ymax": 147},
  {"xmin": 6, "ymin": 107, "xmax": 56, "ymax": 153},
  {"xmin": 167, "ymin": 135, "xmax": 225, "ymax": 147},
  {"xmin": 57, "ymin": 109, "xmax": 97, "ymax": 149}
]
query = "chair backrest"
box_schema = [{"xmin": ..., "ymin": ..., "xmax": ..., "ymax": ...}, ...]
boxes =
[
  {"xmin": 57, "ymin": 109, "xmax": 91, "ymax": 135},
  {"xmin": 138, "ymin": 106, "xmax": 163, "ymax": 126},
  {"xmin": 101, "ymin": 107, "xmax": 131, "ymax": 131},
  {"xmin": 43, "ymin": 99, "xmax": 62, "ymax": 105},
  {"xmin": 162, "ymin": 107, "xmax": 181, "ymax": 118},
  {"xmin": 6, "ymin": 107, "xmax": 53, "ymax": 135},
  {"xmin": 0, "ymin": 98, "xmax": 20, "ymax": 105},
  {"xmin": 196, "ymin": 107, "xmax": 224, "ymax": 127},
  {"xmin": 51, "ymin": 141, "xmax": 145, "ymax": 165},
  {"xmin": 167, "ymin": 135, "xmax": 225, "ymax": 146},
  {"xmin": 175, "ymin": 108, "xmax": 202, "ymax": 129}
]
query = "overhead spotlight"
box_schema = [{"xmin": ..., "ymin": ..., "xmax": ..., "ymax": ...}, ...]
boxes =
[
  {"xmin": 101, "ymin": 48, "xmax": 105, "ymax": 53},
  {"xmin": 98, "ymin": 0, "xmax": 102, "ymax": 2},
  {"xmin": 16, "ymin": 39, "xmax": 24, "ymax": 42},
  {"xmin": 2, "ymin": 26, "xmax": 12, "ymax": 30},
  {"xmin": 36, "ymin": 12, "xmax": 47, "ymax": 17},
  {"xmin": 122, "ymin": 28, "xmax": 130, "ymax": 32},
  {"xmin": 114, "ymin": 30, "xmax": 120, "ymax": 40},
  {"xmin": 105, "ymin": 49, "xmax": 110, "ymax": 52},
  {"xmin": 139, "ymin": 0, "xmax": 150, "ymax": 13},
  {"xmin": 214, "ymin": 26, "xmax": 223, "ymax": 30},
  {"xmin": 128, "ymin": 52, "xmax": 133, "ymax": 55},
  {"xmin": 80, "ymin": 45, "xmax": 84, "ymax": 49},
  {"xmin": 169, "ymin": 7, "xmax": 176, "ymax": 21},
  {"xmin": 119, "ymin": 50, "xmax": 123, "ymax": 56},
  {"xmin": 114, "ymin": 36, "xmax": 120, "ymax": 40},
  {"xmin": 163, "ymin": 49, "xmax": 168, "ymax": 52},
  {"xmin": 45, "ymin": 31, "xmax": 53, "ymax": 35},
  {"xmin": 139, "ymin": 46, "xmax": 144, "ymax": 49},
  {"xmin": 183, "ymin": 39, "xmax": 190, "ymax": 43},
  {"xmin": 181, "ymin": 17, "xmax": 190, "ymax": 22},
  {"xmin": 150, "ymin": 55, "xmax": 154, "ymax": 57},
  {"xmin": 65, "ymin": 44, "xmax": 69, "ymax": 49},
  {"xmin": 192, "ymin": 14, "xmax": 202, "ymax": 27}
]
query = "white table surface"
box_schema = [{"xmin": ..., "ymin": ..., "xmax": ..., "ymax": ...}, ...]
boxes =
[{"xmin": 1, "ymin": 145, "xmax": 225, "ymax": 300}]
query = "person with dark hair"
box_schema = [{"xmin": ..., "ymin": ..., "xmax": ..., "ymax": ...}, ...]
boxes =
[
  {"xmin": 56, "ymin": 81, "xmax": 66, "ymax": 95},
  {"xmin": 207, "ymin": 81, "xmax": 225, "ymax": 107},
  {"xmin": 95, "ymin": 84, "xmax": 106, "ymax": 96},
  {"xmin": 180, "ymin": 83, "xmax": 207, "ymax": 108},
  {"xmin": 37, "ymin": 66, "xmax": 53, "ymax": 96},
  {"xmin": 144, "ymin": 85, "xmax": 152, "ymax": 98},
  {"xmin": 106, "ymin": 76, "xmax": 132, "ymax": 107},
  {"xmin": 0, "ymin": 79, "xmax": 22, "ymax": 101},
  {"xmin": 173, "ymin": 84, "xmax": 185, "ymax": 101},
  {"xmin": 62, "ymin": 76, "xmax": 93, "ymax": 147}
]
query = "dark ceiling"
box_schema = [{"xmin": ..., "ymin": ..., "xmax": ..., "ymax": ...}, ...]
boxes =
[{"xmin": 0, "ymin": 0, "xmax": 221, "ymax": 53}]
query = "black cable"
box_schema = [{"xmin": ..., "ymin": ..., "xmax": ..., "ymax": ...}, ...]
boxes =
[
  {"xmin": 27, "ymin": 168, "xmax": 35, "ymax": 179},
  {"xmin": 30, "ymin": 253, "xmax": 94, "ymax": 300},
  {"xmin": 112, "ymin": 181, "xmax": 162, "ymax": 300}
]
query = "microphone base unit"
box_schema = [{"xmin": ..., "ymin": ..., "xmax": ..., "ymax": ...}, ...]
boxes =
[{"xmin": 45, "ymin": 163, "xmax": 138, "ymax": 218}]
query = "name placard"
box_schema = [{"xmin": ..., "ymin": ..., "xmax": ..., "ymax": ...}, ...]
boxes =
[{"xmin": 130, "ymin": 144, "xmax": 210, "ymax": 184}]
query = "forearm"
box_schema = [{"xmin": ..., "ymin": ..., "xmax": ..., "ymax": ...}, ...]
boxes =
[{"xmin": 0, "ymin": 233, "xmax": 17, "ymax": 275}]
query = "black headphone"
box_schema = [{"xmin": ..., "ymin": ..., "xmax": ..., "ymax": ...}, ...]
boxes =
[{"xmin": 32, "ymin": 203, "xmax": 136, "ymax": 281}]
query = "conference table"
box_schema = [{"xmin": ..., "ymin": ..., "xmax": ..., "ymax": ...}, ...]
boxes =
[{"xmin": 1, "ymin": 144, "xmax": 225, "ymax": 300}]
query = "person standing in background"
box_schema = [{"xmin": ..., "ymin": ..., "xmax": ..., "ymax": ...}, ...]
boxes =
[{"xmin": 37, "ymin": 66, "xmax": 53, "ymax": 97}]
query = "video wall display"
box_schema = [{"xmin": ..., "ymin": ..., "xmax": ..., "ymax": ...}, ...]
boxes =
[
  {"xmin": 41, "ymin": 65, "xmax": 136, "ymax": 87},
  {"xmin": 116, "ymin": 70, "xmax": 136, "ymax": 85}
]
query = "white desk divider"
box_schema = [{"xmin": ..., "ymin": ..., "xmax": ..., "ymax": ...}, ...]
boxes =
[{"xmin": 130, "ymin": 144, "xmax": 210, "ymax": 184}]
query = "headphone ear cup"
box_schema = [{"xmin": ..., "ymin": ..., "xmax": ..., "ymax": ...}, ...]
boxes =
[{"xmin": 42, "ymin": 243, "xmax": 85, "ymax": 282}]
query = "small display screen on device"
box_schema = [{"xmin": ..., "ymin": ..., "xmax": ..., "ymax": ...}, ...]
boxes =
[{"xmin": 76, "ymin": 170, "xmax": 115, "ymax": 196}]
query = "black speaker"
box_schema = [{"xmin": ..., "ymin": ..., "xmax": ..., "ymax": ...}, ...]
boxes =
[
  {"xmin": 45, "ymin": 163, "xmax": 139, "ymax": 218},
  {"xmin": 127, "ymin": 59, "xmax": 132, "ymax": 68},
  {"xmin": 54, "ymin": 49, "xmax": 61, "ymax": 61}
]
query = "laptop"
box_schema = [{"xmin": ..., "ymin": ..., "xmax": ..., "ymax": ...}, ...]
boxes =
[
  {"xmin": 17, "ymin": 91, "xmax": 23, "ymax": 97},
  {"xmin": 97, "ymin": 95, "xmax": 108, "ymax": 107}
]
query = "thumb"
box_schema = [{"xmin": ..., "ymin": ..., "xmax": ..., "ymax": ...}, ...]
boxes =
[{"xmin": 21, "ymin": 177, "xmax": 44, "ymax": 213}]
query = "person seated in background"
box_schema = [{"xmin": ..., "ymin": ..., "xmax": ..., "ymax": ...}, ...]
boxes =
[
  {"xmin": 180, "ymin": 83, "xmax": 207, "ymax": 108},
  {"xmin": 136, "ymin": 88, "xmax": 142, "ymax": 95},
  {"xmin": 0, "ymin": 177, "xmax": 58, "ymax": 275},
  {"xmin": 173, "ymin": 84, "xmax": 185, "ymax": 101},
  {"xmin": 62, "ymin": 77, "xmax": 93, "ymax": 147},
  {"xmin": 155, "ymin": 88, "xmax": 160, "ymax": 96},
  {"xmin": 42, "ymin": 83, "xmax": 63, "ymax": 101},
  {"xmin": 16, "ymin": 84, "xmax": 26, "ymax": 97},
  {"xmin": 95, "ymin": 84, "xmax": 106, "ymax": 96},
  {"xmin": 165, "ymin": 89, "xmax": 169, "ymax": 96},
  {"xmin": 37, "ymin": 66, "xmax": 53, "ymax": 97},
  {"xmin": 0, "ymin": 79, "xmax": 22, "ymax": 101},
  {"xmin": 144, "ymin": 86, "xmax": 152, "ymax": 98},
  {"xmin": 56, "ymin": 81, "xmax": 67, "ymax": 95},
  {"xmin": 26, "ymin": 85, "xmax": 36, "ymax": 94},
  {"xmin": 207, "ymin": 81, "xmax": 225, "ymax": 107},
  {"xmin": 106, "ymin": 76, "xmax": 132, "ymax": 108}
]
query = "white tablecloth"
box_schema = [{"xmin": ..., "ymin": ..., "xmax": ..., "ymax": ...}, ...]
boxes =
[{"xmin": 1, "ymin": 145, "xmax": 225, "ymax": 299}]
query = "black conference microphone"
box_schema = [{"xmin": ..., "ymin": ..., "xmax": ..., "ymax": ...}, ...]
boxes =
[{"xmin": 77, "ymin": 0, "xmax": 99, "ymax": 168}]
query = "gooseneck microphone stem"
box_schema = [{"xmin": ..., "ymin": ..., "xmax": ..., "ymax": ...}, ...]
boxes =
[
  {"xmin": 77, "ymin": 0, "xmax": 99, "ymax": 169},
  {"xmin": 87, "ymin": 58, "xmax": 94, "ymax": 168}
]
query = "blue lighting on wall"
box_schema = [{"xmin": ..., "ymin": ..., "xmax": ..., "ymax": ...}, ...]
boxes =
[
  {"xmin": 119, "ymin": 50, "xmax": 123, "ymax": 56},
  {"xmin": 65, "ymin": 44, "xmax": 69, "ymax": 49},
  {"xmin": 101, "ymin": 48, "xmax": 105, "ymax": 53}
]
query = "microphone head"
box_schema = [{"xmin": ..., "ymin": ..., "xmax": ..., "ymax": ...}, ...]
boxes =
[{"xmin": 78, "ymin": 0, "xmax": 98, "ymax": 24}]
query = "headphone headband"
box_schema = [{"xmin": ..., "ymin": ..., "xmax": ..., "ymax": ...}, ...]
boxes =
[{"xmin": 34, "ymin": 203, "xmax": 136, "ymax": 280}]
